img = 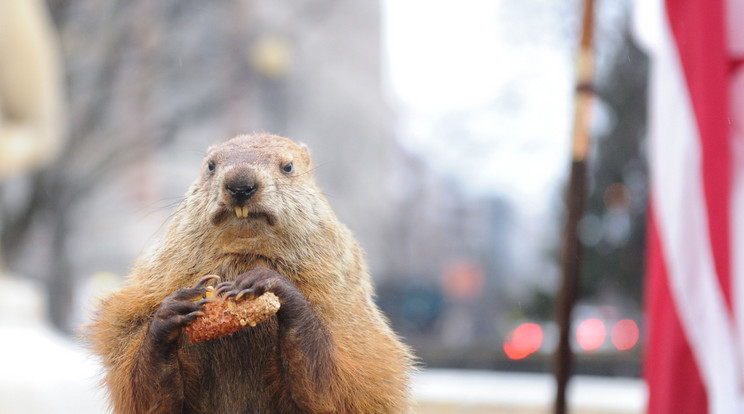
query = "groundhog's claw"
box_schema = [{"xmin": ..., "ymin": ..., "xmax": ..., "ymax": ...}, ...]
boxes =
[
  {"xmin": 218, "ymin": 288, "xmax": 253, "ymax": 302},
  {"xmin": 196, "ymin": 274, "xmax": 221, "ymax": 288},
  {"xmin": 220, "ymin": 289, "xmax": 238, "ymax": 300},
  {"xmin": 179, "ymin": 310, "xmax": 204, "ymax": 325},
  {"xmin": 194, "ymin": 298, "xmax": 215, "ymax": 307},
  {"xmin": 216, "ymin": 288, "xmax": 255, "ymax": 302},
  {"xmin": 235, "ymin": 289, "xmax": 255, "ymax": 302},
  {"xmin": 215, "ymin": 282, "xmax": 235, "ymax": 297}
]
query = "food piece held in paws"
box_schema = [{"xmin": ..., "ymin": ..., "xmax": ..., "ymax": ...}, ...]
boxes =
[{"xmin": 183, "ymin": 291, "xmax": 280, "ymax": 343}]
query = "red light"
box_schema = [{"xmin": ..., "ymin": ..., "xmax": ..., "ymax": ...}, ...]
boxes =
[
  {"xmin": 441, "ymin": 260, "xmax": 485, "ymax": 301},
  {"xmin": 576, "ymin": 318, "xmax": 606, "ymax": 352},
  {"xmin": 504, "ymin": 323, "xmax": 543, "ymax": 360},
  {"xmin": 611, "ymin": 319, "xmax": 639, "ymax": 351}
]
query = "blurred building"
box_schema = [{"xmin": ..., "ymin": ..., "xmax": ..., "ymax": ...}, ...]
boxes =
[
  {"xmin": 0, "ymin": 0, "xmax": 645, "ymax": 377},
  {"xmin": 8, "ymin": 1, "xmax": 519, "ymax": 345}
]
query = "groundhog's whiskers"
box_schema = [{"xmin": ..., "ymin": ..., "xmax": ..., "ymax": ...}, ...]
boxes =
[{"xmin": 135, "ymin": 196, "xmax": 185, "ymax": 218}]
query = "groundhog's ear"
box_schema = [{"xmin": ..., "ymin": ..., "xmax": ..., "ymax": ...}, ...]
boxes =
[{"xmin": 297, "ymin": 142, "xmax": 312, "ymax": 166}]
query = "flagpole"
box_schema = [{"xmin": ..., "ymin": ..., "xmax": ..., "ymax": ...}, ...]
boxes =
[{"xmin": 554, "ymin": 0, "xmax": 595, "ymax": 413}]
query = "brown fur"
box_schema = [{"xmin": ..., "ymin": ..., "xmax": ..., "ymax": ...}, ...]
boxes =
[{"xmin": 88, "ymin": 134, "xmax": 414, "ymax": 413}]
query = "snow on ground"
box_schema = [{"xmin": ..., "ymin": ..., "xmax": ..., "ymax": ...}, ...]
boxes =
[
  {"xmin": 0, "ymin": 275, "xmax": 107, "ymax": 414},
  {"xmin": 413, "ymin": 368, "xmax": 646, "ymax": 413},
  {"xmin": 0, "ymin": 275, "xmax": 644, "ymax": 414}
]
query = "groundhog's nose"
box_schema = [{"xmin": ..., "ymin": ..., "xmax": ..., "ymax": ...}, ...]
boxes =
[{"xmin": 226, "ymin": 181, "xmax": 258, "ymax": 205}]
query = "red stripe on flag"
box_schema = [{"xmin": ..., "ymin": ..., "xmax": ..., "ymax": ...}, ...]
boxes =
[
  {"xmin": 645, "ymin": 209, "xmax": 708, "ymax": 414},
  {"xmin": 664, "ymin": 0, "xmax": 733, "ymax": 311}
]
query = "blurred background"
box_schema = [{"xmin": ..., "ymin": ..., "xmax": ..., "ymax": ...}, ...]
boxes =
[{"xmin": 0, "ymin": 0, "xmax": 648, "ymax": 412}]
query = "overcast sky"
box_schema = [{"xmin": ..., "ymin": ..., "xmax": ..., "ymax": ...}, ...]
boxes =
[{"xmin": 382, "ymin": 0, "xmax": 626, "ymax": 217}]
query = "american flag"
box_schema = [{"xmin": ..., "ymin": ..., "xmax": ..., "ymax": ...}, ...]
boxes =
[{"xmin": 634, "ymin": 0, "xmax": 744, "ymax": 412}]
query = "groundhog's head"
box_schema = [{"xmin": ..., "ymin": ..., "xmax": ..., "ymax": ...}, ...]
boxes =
[{"xmin": 186, "ymin": 133, "xmax": 330, "ymax": 255}]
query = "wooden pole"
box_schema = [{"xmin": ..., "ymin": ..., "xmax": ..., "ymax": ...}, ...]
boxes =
[{"xmin": 554, "ymin": 1, "xmax": 595, "ymax": 413}]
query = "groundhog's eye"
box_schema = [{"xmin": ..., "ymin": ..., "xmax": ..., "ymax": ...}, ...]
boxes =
[
  {"xmin": 282, "ymin": 162, "xmax": 294, "ymax": 174},
  {"xmin": 207, "ymin": 161, "xmax": 216, "ymax": 173}
]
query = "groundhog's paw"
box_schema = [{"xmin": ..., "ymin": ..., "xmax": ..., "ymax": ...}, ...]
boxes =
[
  {"xmin": 148, "ymin": 285, "xmax": 214, "ymax": 353},
  {"xmin": 216, "ymin": 267, "xmax": 296, "ymax": 303}
]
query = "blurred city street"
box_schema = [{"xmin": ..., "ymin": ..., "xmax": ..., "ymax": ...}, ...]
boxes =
[
  {"xmin": 0, "ymin": 0, "xmax": 653, "ymax": 412},
  {"xmin": 414, "ymin": 369, "xmax": 644, "ymax": 414}
]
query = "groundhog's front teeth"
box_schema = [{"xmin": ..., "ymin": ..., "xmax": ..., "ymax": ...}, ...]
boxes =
[{"xmin": 234, "ymin": 206, "xmax": 249, "ymax": 218}]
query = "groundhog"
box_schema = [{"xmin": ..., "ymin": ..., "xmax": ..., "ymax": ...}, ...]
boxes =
[{"xmin": 88, "ymin": 133, "xmax": 414, "ymax": 413}]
